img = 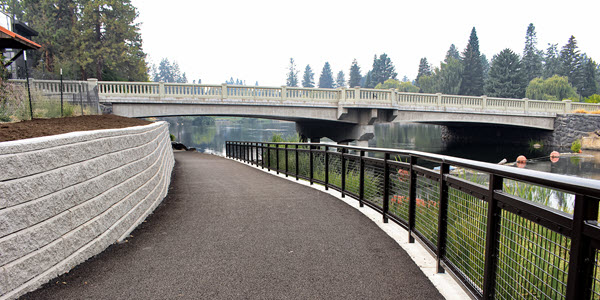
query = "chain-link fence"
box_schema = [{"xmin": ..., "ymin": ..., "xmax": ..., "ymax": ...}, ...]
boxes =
[{"xmin": 0, "ymin": 78, "xmax": 100, "ymax": 122}]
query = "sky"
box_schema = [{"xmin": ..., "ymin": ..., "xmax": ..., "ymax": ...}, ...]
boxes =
[{"xmin": 131, "ymin": 0, "xmax": 600, "ymax": 86}]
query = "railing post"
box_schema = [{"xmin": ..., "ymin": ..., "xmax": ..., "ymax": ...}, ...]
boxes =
[
  {"xmin": 482, "ymin": 95, "xmax": 487, "ymax": 110},
  {"xmin": 285, "ymin": 144, "xmax": 289, "ymax": 177},
  {"xmin": 435, "ymin": 162, "xmax": 450, "ymax": 273},
  {"xmin": 339, "ymin": 88, "xmax": 346, "ymax": 103},
  {"xmin": 359, "ymin": 150, "xmax": 365, "ymax": 207},
  {"xmin": 563, "ymin": 99, "xmax": 572, "ymax": 114},
  {"xmin": 383, "ymin": 153, "xmax": 390, "ymax": 223},
  {"xmin": 436, "ymin": 93, "xmax": 442, "ymax": 108},
  {"xmin": 354, "ymin": 87, "xmax": 360, "ymax": 102},
  {"xmin": 261, "ymin": 143, "xmax": 265, "ymax": 169},
  {"xmin": 221, "ymin": 83, "xmax": 228, "ymax": 100},
  {"xmin": 408, "ymin": 155, "xmax": 417, "ymax": 243},
  {"xmin": 390, "ymin": 89, "xmax": 396, "ymax": 106},
  {"xmin": 341, "ymin": 148, "xmax": 347, "ymax": 198},
  {"xmin": 295, "ymin": 144, "xmax": 299, "ymax": 180},
  {"xmin": 324, "ymin": 146, "xmax": 329, "ymax": 190},
  {"xmin": 159, "ymin": 81, "xmax": 165, "ymax": 99},
  {"xmin": 267, "ymin": 143, "xmax": 271, "ymax": 171},
  {"xmin": 226, "ymin": 142, "xmax": 229, "ymax": 157},
  {"xmin": 482, "ymin": 174, "xmax": 504, "ymax": 300},
  {"xmin": 566, "ymin": 194, "xmax": 599, "ymax": 300},
  {"xmin": 309, "ymin": 145, "xmax": 314, "ymax": 185},
  {"xmin": 281, "ymin": 86, "xmax": 287, "ymax": 101},
  {"xmin": 276, "ymin": 144, "xmax": 280, "ymax": 174},
  {"xmin": 523, "ymin": 98, "xmax": 529, "ymax": 113}
]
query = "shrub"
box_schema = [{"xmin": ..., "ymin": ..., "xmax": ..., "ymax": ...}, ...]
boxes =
[
  {"xmin": 571, "ymin": 139, "xmax": 582, "ymax": 153},
  {"xmin": 170, "ymin": 134, "xmax": 176, "ymax": 141}
]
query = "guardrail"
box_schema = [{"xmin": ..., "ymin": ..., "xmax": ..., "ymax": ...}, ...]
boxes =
[{"xmin": 226, "ymin": 141, "xmax": 600, "ymax": 300}]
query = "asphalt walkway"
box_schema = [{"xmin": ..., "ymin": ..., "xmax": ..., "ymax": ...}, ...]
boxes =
[{"xmin": 23, "ymin": 152, "xmax": 444, "ymax": 299}]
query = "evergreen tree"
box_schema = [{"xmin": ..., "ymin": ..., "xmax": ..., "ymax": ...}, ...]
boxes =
[
  {"xmin": 335, "ymin": 71, "xmax": 346, "ymax": 88},
  {"xmin": 459, "ymin": 27, "xmax": 484, "ymax": 96},
  {"xmin": 318, "ymin": 62, "xmax": 334, "ymax": 88},
  {"xmin": 522, "ymin": 23, "xmax": 543, "ymax": 83},
  {"xmin": 302, "ymin": 64, "xmax": 315, "ymax": 88},
  {"xmin": 484, "ymin": 49, "xmax": 526, "ymax": 98},
  {"xmin": 543, "ymin": 43, "xmax": 561, "ymax": 78},
  {"xmin": 415, "ymin": 57, "xmax": 432, "ymax": 87},
  {"xmin": 481, "ymin": 54, "xmax": 490, "ymax": 82},
  {"xmin": 348, "ymin": 59, "xmax": 362, "ymax": 87},
  {"xmin": 580, "ymin": 56, "xmax": 598, "ymax": 98},
  {"xmin": 419, "ymin": 58, "xmax": 463, "ymax": 95},
  {"xmin": 560, "ymin": 35, "xmax": 584, "ymax": 93},
  {"xmin": 362, "ymin": 70, "xmax": 372, "ymax": 88},
  {"xmin": 370, "ymin": 53, "xmax": 397, "ymax": 87},
  {"xmin": 445, "ymin": 44, "xmax": 460, "ymax": 62},
  {"xmin": 286, "ymin": 58, "xmax": 298, "ymax": 87}
]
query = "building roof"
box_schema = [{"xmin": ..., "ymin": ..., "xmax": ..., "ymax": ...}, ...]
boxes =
[{"xmin": 0, "ymin": 25, "xmax": 40, "ymax": 50}]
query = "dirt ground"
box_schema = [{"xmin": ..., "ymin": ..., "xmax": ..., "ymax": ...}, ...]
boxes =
[{"xmin": 0, "ymin": 115, "xmax": 152, "ymax": 142}]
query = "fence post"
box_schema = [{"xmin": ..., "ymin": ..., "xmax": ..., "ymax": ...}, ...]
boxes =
[
  {"xmin": 359, "ymin": 150, "xmax": 365, "ymax": 207},
  {"xmin": 281, "ymin": 86, "xmax": 287, "ymax": 101},
  {"xmin": 482, "ymin": 174, "xmax": 504, "ymax": 300},
  {"xmin": 261, "ymin": 143, "xmax": 265, "ymax": 169},
  {"xmin": 435, "ymin": 162, "xmax": 450, "ymax": 273},
  {"xmin": 383, "ymin": 153, "xmax": 390, "ymax": 223},
  {"xmin": 482, "ymin": 95, "xmax": 487, "ymax": 110},
  {"xmin": 309, "ymin": 145, "xmax": 314, "ymax": 185},
  {"xmin": 295, "ymin": 144, "xmax": 299, "ymax": 180},
  {"xmin": 341, "ymin": 148, "xmax": 347, "ymax": 198},
  {"xmin": 159, "ymin": 81, "xmax": 165, "ymax": 99},
  {"xmin": 276, "ymin": 144, "xmax": 280, "ymax": 174},
  {"xmin": 285, "ymin": 144, "xmax": 289, "ymax": 177},
  {"xmin": 324, "ymin": 146, "xmax": 329, "ymax": 190},
  {"xmin": 565, "ymin": 194, "xmax": 599, "ymax": 300},
  {"xmin": 436, "ymin": 93, "xmax": 442, "ymax": 108},
  {"xmin": 267, "ymin": 143, "xmax": 271, "ymax": 171},
  {"xmin": 563, "ymin": 99, "xmax": 572, "ymax": 114},
  {"xmin": 222, "ymin": 83, "xmax": 228, "ymax": 100},
  {"xmin": 408, "ymin": 155, "xmax": 417, "ymax": 243},
  {"xmin": 354, "ymin": 87, "xmax": 361, "ymax": 102},
  {"xmin": 390, "ymin": 89, "xmax": 396, "ymax": 106},
  {"xmin": 523, "ymin": 98, "xmax": 529, "ymax": 113}
]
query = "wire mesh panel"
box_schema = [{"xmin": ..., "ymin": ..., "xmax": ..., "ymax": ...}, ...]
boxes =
[
  {"xmin": 591, "ymin": 249, "xmax": 600, "ymax": 299},
  {"xmin": 363, "ymin": 162, "xmax": 385, "ymax": 209},
  {"xmin": 313, "ymin": 151, "xmax": 326, "ymax": 182},
  {"xmin": 445, "ymin": 187, "xmax": 488, "ymax": 294},
  {"xmin": 414, "ymin": 175, "xmax": 440, "ymax": 247},
  {"xmin": 389, "ymin": 167, "xmax": 410, "ymax": 223},
  {"xmin": 345, "ymin": 157, "xmax": 360, "ymax": 196},
  {"xmin": 495, "ymin": 209, "xmax": 571, "ymax": 300},
  {"xmin": 328, "ymin": 153, "xmax": 343, "ymax": 190},
  {"xmin": 297, "ymin": 151, "xmax": 310, "ymax": 179}
]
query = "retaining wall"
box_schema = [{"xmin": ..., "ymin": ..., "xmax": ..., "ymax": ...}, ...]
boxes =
[{"xmin": 0, "ymin": 121, "xmax": 174, "ymax": 300}]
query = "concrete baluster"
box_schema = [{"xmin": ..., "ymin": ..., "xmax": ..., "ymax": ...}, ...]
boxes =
[
  {"xmin": 159, "ymin": 82, "xmax": 165, "ymax": 100},
  {"xmin": 355, "ymin": 87, "xmax": 361, "ymax": 102},
  {"xmin": 221, "ymin": 83, "xmax": 228, "ymax": 100},
  {"xmin": 340, "ymin": 87, "xmax": 346, "ymax": 103},
  {"xmin": 482, "ymin": 95, "xmax": 487, "ymax": 110},
  {"xmin": 281, "ymin": 86, "xmax": 287, "ymax": 101},
  {"xmin": 436, "ymin": 93, "xmax": 442, "ymax": 108},
  {"xmin": 390, "ymin": 89, "xmax": 396, "ymax": 106},
  {"xmin": 563, "ymin": 99, "xmax": 572, "ymax": 114},
  {"xmin": 524, "ymin": 98, "xmax": 529, "ymax": 113}
]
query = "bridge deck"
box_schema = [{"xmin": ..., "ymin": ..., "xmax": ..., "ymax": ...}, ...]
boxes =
[{"xmin": 23, "ymin": 152, "xmax": 443, "ymax": 299}]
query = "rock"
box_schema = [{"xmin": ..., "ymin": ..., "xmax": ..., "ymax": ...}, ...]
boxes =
[{"xmin": 171, "ymin": 142, "xmax": 188, "ymax": 151}]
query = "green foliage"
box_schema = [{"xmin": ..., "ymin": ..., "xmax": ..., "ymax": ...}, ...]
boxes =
[
  {"xmin": 348, "ymin": 59, "xmax": 362, "ymax": 88},
  {"xmin": 571, "ymin": 139, "xmax": 582, "ymax": 153},
  {"xmin": 362, "ymin": 70, "xmax": 372, "ymax": 88},
  {"xmin": 335, "ymin": 71, "xmax": 346, "ymax": 88},
  {"xmin": 286, "ymin": 58, "xmax": 298, "ymax": 87},
  {"xmin": 543, "ymin": 43, "xmax": 561, "ymax": 78},
  {"xmin": 318, "ymin": 62, "xmax": 334, "ymax": 89},
  {"xmin": 459, "ymin": 27, "xmax": 485, "ymax": 96},
  {"xmin": 481, "ymin": 54, "xmax": 490, "ymax": 82},
  {"xmin": 525, "ymin": 75, "xmax": 578, "ymax": 101},
  {"xmin": 152, "ymin": 58, "xmax": 187, "ymax": 83},
  {"xmin": 484, "ymin": 49, "xmax": 527, "ymax": 98},
  {"xmin": 581, "ymin": 56, "xmax": 598, "ymax": 97},
  {"xmin": 560, "ymin": 35, "xmax": 584, "ymax": 92},
  {"xmin": 419, "ymin": 57, "xmax": 463, "ymax": 95},
  {"xmin": 269, "ymin": 132, "xmax": 299, "ymax": 143},
  {"xmin": 170, "ymin": 133, "xmax": 176, "ymax": 141},
  {"xmin": 374, "ymin": 79, "xmax": 419, "ymax": 93},
  {"xmin": 415, "ymin": 57, "xmax": 432, "ymax": 87},
  {"xmin": 522, "ymin": 23, "xmax": 543, "ymax": 82},
  {"xmin": 369, "ymin": 53, "xmax": 397, "ymax": 88},
  {"xmin": 445, "ymin": 44, "xmax": 460, "ymax": 62},
  {"xmin": 302, "ymin": 64, "xmax": 315, "ymax": 88},
  {"xmin": 585, "ymin": 94, "xmax": 600, "ymax": 103}
]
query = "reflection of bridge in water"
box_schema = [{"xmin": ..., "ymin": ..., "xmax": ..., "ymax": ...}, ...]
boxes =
[{"xmin": 15, "ymin": 79, "xmax": 600, "ymax": 144}]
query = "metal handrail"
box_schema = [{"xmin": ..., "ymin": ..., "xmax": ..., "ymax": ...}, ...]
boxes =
[{"xmin": 226, "ymin": 141, "xmax": 600, "ymax": 300}]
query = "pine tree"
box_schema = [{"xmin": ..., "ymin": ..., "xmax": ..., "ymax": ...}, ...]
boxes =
[
  {"xmin": 445, "ymin": 44, "xmax": 460, "ymax": 62},
  {"xmin": 481, "ymin": 54, "xmax": 490, "ymax": 82},
  {"xmin": 484, "ymin": 49, "xmax": 526, "ymax": 98},
  {"xmin": 522, "ymin": 23, "xmax": 543, "ymax": 83},
  {"xmin": 302, "ymin": 64, "xmax": 315, "ymax": 88},
  {"xmin": 580, "ymin": 56, "xmax": 598, "ymax": 98},
  {"xmin": 415, "ymin": 57, "xmax": 432, "ymax": 87},
  {"xmin": 543, "ymin": 43, "xmax": 561, "ymax": 78},
  {"xmin": 286, "ymin": 58, "xmax": 298, "ymax": 87},
  {"xmin": 348, "ymin": 59, "xmax": 362, "ymax": 88},
  {"xmin": 560, "ymin": 36, "xmax": 584, "ymax": 93},
  {"xmin": 459, "ymin": 27, "xmax": 484, "ymax": 96},
  {"xmin": 370, "ymin": 53, "xmax": 397, "ymax": 87},
  {"xmin": 336, "ymin": 71, "xmax": 346, "ymax": 88},
  {"xmin": 362, "ymin": 70, "xmax": 372, "ymax": 88},
  {"xmin": 318, "ymin": 62, "xmax": 334, "ymax": 88}
]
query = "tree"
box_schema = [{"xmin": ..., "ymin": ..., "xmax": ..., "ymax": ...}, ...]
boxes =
[
  {"xmin": 415, "ymin": 57, "xmax": 432, "ymax": 87},
  {"xmin": 362, "ymin": 70, "xmax": 372, "ymax": 88},
  {"xmin": 525, "ymin": 75, "xmax": 578, "ymax": 101},
  {"xmin": 543, "ymin": 43, "xmax": 561, "ymax": 78},
  {"xmin": 459, "ymin": 27, "xmax": 484, "ymax": 95},
  {"xmin": 522, "ymin": 23, "xmax": 543, "ymax": 83},
  {"xmin": 374, "ymin": 79, "xmax": 419, "ymax": 92},
  {"xmin": 335, "ymin": 71, "xmax": 346, "ymax": 88},
  {"xmin": 348, "ymin": 59, "xmax": 362, "ymax": 87},
  {"xmin": 419, "ymin": 57, "xmax": 463, "ymax": 95},
  {"xmin": 481, "ymin": 54, "xmax": 490, "ymax": 82},
  {"xmin": 153, "ymin": 58, "xmax": 186, "ymax": 83},
  {"xmin": 318, "ymin": 62, "xmax": 334, "ymax": 88},
  {"xmin": 580, "ymin": 56, "xmax": 599, "ymax": 98},
  {"xmin": 445, "ymin": 44, "xmax": 460, "ymax": 62},
  {"xmin": 286, "ymin": 58, "xmax": 298, "ymax": 87},
  {"xmin": 484, "ymin": 49, "xmax": 526, "ymax": 98},
  {"xmin": 302, "ymin": 64, "xmax": 315, "ymax": 87},
  {"xmin": 370, "ymin": 53, "xmax": 397, "ymax": 87},
  {"xmin": 560, "ymin": 35, "xmax": 583, "ymax": 92}
]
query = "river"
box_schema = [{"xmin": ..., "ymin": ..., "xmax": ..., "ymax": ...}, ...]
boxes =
[{"xmin": 160, "ymin": 116, "xmax": 600, "ymax": 181}]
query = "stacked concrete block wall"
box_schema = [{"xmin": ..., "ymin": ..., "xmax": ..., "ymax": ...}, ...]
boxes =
[{"xmin": 0, "ymin": 121, "xmax": 174, "ymax": 300}]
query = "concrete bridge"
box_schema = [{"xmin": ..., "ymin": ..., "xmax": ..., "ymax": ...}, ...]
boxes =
[{"xmin": 13, "ymin": 79, "xmax": 600, "ymax": 144}]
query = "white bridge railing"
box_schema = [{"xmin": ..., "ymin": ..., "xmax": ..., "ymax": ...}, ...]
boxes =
[{"xmin": 10, "ymin": 79, "xmax": 600, "ymax": 115}]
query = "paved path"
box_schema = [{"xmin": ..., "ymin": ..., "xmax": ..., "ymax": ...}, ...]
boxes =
[{"xmin": 23, "ymin": 152, "xmax": 444, "ymax": 299}]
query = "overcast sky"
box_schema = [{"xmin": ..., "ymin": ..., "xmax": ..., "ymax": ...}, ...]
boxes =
[{"xmin": 131, "ymin": 0, "xmax": 600, "ymax": 86}]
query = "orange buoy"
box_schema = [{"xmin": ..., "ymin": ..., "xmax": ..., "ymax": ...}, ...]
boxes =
[
  {"xmin": 516, "ymin": 155, "xmax": 527, "ymax": 163},
  {"xmin": 550, "ymin": 151, "xmax": 560, "ymax": 158}
]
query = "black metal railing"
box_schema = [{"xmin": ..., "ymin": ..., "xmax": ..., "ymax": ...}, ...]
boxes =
[{"xmin": 225, "ymin": 141, "xmax": 600, "ymax": 300}]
